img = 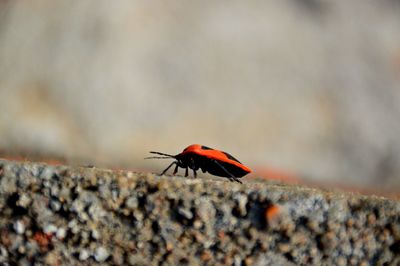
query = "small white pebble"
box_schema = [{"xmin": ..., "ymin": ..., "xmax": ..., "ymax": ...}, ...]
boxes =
[
  {"xmin": 79, "ymin": 249, "xmax": 90, "ymax": 261},
  {"xmin": 203, "ymin": 240, "xmax": 213, "ymax": 249},
  {"xmin": 91, "ymin": 229, "xmax": 100, "ymax": 240},
  {"xmin": 17, "ymin": 194, "xmax": 31, "ymax": 208},
  {"xmin": 41, "ymin": 167, "xmax": 54, "ymax": 180},
  {"xmin": 193, "ymin": 220, "xmax": 203, "ymax": 229},
  {"xmin": 178, "ymin": 207, "xmax": 193, "ymax": 219},
  {"xmin": 125, "ymin": 197, "xmax": 138, "ymax": 209},
  {"xmin": 0, "ymin": 246, "xmax": 8, "ymax": 257},
  {"xmin": 68, "ymin": 219, "xmax": 77, "ymax": 228},
  {"xmin": 68, "ymin": 219, "xmax": 79, "ymax": 234},
  {"xmin": 94, "ymin": 246, "xmax": 109, "ymax": 262},
  {"xmin": 234, "ymin": 254, "xmax": 242, "ymax": 266},
  {"xmin": 17, "ymin": 245, "xmax": 26, "ymax": 254},
  {"xmin": 56, "ymin": 228, "xmax": 67, "ymax": 239},
  {"xmin": 79, "ymin": 212, "xmax": 89, "ymax": 222},
  {"xmin": 44, "ymin": 224, "xmax": 58, "ymax": 234},
  {"xmin": 50, "ymin": 200, "xmax": 61, "ymax": 211},
  {"xmin": 13, "ymin": 220, "xmax": 25, "ymax": 234},
  {"xmin": 233, "ymin": 193, "xmax": 248, "ymax": 216}
]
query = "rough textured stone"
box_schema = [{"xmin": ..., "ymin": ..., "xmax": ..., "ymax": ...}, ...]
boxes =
[{"xmin": 0, "ymin": 159, "xmax": 399, "ymax": 265}]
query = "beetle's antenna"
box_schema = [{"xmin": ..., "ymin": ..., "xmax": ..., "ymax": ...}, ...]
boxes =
[
  {"xmin": 145, "ymin": 156, "xmax": 173, "ymax": 159},
  {"xmin": 145, "ymin": 151, "xmax": 176, "ymax": 159}
]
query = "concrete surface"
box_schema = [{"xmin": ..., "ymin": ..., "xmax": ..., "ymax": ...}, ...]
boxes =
[{"xmin": 0, "ymin": 159, "xmax": 399, "ymax": 265}]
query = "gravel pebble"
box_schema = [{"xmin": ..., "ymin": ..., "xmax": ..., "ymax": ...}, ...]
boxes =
[
  {"xmin": 13, "ymin": 220, "xmax": 25, "ymax": 235},
  {"xmin": 56, "ymin": 227, "xmax": 67, "ymax": 239},
  {"xmin": 17, "ymin": 194, "xmax": 31, "ymax": 208},
  {"xmin": 125, "ymin": 196, "xmax": 138, "ymax": 209},
  {"xmin": 43, "ymin": 224, "xmax": 57, "ymax": 234},
  {"xmin": 91, "ymin": 228, "xmax": 100, "ymax": 240},
  {"xmin": 50, "ymin": 200, "xmax": 61, "ymax": 211},
  {"xmin": 94, "ymin": 246, "xmax": 109, "ymax": 262},
  {"xmin": 178, "ymin": 207, "xmax": 193, "ymax": 220},
  {"xmin": 233, "ymin": 193, "xmax": 248, "ymax": 216},
  {"xmin": 79, "ymin": 249, "xmax": 90, "ymax": 261}
]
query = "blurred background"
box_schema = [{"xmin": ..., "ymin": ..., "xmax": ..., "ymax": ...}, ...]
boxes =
[{"xmin": 0, "ymin": 1, "xmax": 400, "ymax": 191}]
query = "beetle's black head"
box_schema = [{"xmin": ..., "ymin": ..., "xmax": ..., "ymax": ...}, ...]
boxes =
[{"xmin": 145, "ymin": 151, "xmax": 191, "ymax": 169}]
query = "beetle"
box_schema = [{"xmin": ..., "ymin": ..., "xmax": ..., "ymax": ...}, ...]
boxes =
[{"xmin": 145, "ymin": 144, "xmax": 251, "ymax": 183}]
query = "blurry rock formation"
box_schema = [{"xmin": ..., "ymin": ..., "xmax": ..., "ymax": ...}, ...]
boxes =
[{"xmin": 0, "ymin": 1, "xmax": 400, "ymax": 189}]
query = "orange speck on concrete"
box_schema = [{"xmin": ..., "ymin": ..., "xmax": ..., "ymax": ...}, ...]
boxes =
[
  {"xmin": 265, "ymin": 204, "xmax": 281, "ymax": 224},
  {"xmin": 201, "ymin": 250, "xmax": 212, "ymax": 262},
  {"xmin": 217, "ymin": 230, "xmax": 225, "ymax": 240},
  {"xmin": 33, "ymin": 232, "xmax": 53, "ymax": 250}
]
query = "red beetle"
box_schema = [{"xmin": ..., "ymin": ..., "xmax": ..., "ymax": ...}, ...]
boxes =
[{"xmin": 145, "ymin": 144, "xmax": 251, "ymax": 183}]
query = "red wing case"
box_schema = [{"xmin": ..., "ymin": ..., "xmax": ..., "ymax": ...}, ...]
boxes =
[{"xmin": 181, "ymin": 144, "xmax": 251, "ymax": 177}]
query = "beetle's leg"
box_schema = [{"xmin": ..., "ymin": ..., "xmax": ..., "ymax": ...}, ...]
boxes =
[
  {"xmin": 212, "ymin": 160, "xmax": 234, "ymax": 177},
  {"xmin": 173, "ymin": 163, "xmax": 179, "ymax": 175},
  {"xmin": 188, "ymin": 159, "xmax": 197, "ymax": 178},
  {"xmin": 232, "ymin": 178, "xmax": 242, "ymax": 184},
  {"xmin": 228, "ymin": 177, "xmax": 242, "ymax": 184},
  {"xmin": 161, "ymin": 161, "xmax": 177, "ymax": 176},
  {"xmin": 213, "ymin": 160, "xmax": 243, "ymax": 184},
  {"xmin": 227, "ymin": 176, "xmax": 239, "ymax": 183},
  {"xmin": 185, "ymin": 167, "xmax": 188, "ymax": 177}
]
